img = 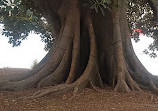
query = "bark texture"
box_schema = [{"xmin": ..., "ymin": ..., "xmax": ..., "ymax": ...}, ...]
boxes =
[{"xmin": 0, "ymin": 0, "xmax": 158, "ymax": 97}]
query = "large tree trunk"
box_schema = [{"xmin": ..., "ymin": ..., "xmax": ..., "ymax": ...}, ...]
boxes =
[{"xmin": 0, "ymin": 0, "xmax": 158, "ymax": 97}]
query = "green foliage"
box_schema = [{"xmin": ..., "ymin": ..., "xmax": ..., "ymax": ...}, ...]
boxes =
[
  {"xmin": 0, "ymin": 0, "xmax": 53, "ymax": 50},
  {"xmin": 82, "ymin": 0, "xmax": 129, "ymax": 15},
  {"xmin": 31, "ymin": 59, "xmax": 38, "ymax": 69},
  {"xmin": 0, "ymin": 0, "xmax": 158, "ymax": 57},
  {"xmin": 83, "ymin": 0, "xmax": 158, "ymax": 57},
  {"xmin": 0, "ymin": 0, "xmax": 37, "ymax": 46},
  {"xmin": 127, "ymin": 0, "xmax": 158, "ymax": 58},
  {"xmin": 82, "ymin": 0, "xmax": 112, "ymax": 15}
]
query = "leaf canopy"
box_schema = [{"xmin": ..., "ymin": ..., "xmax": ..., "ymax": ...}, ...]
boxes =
[
  {"xmin": 0, "ymin": 0, "xmax": 158, "ymax": 54},
  {"xmin": 0, "ymin": 0, "xmax": 53, "ymax": 50}
]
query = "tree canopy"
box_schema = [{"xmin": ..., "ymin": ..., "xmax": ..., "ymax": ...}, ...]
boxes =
[
  {"xmin": 0, "ymin": 0, "xmax": 53, "ymax": 50},
  {"xmin": 0, "ymin": 0, "xmax": 158, "ymax": 54}
]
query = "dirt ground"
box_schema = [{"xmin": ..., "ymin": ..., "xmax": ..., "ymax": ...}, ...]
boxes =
[
  {"xmin": 0, "ymin": 68, "xmax": 158, "ymax": 111},
  {"xmin": 0, "ymin": 87, "xmax": 158, "ymax": 111}
]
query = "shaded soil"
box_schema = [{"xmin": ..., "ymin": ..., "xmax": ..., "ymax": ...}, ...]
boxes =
[
  {"xmin": 0, "ymin": 68, "xmax": 158, "ymax": 111},
  {"xmin": 0, "ymin": 87, "xmax": 158, "ymax": 111}
]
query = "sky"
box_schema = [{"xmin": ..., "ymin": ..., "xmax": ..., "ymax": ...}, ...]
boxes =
[
  {"xmin": 0, "ymin": 26, "xmax": 158, "ymax": 75},
  {"xmin": 0, "ymin": 25, "xmax": 47, "ymax": 68},
  {"xmin": 132, "ymin": 36, "xmax": 158, "ymax": 75}
]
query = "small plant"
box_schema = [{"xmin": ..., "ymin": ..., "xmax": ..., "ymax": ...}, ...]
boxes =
[
  {"xmin": 82, "ymin": 0, "xmax": 112, "ymax": 16},
  {"xmin": 31, "ymin": 59, "xmax": 38, "ymax": 69}
]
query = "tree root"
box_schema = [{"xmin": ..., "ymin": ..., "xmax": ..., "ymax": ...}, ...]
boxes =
[
  {"xmin": 149, "ymin": 80, "xmax": 158, "ymax": 95},
  {"xmin": 89, "ymin": 81, "xmax": 103, "ymax": 93},
  {"xmin": 28, "ymin": 84, "xmax": 75, "ymax": 98},
  {"xmin": 37, "ymin": 4, "xmax": 81, "ymax": 87},
  {"xmin": 29, "ymin": 61, "xmax": 100, "ymax": 98},
  {"xmin": 27, "ymin": 14, "xmax": 104, "ymax": 98},
  {"xmin": 112, "ymin": 7, "xmax": 141, "ymax": 93},
  {"xmin": 114, "ymin": 72, "xmax": 141, "ymax": 92},
  {"xmin": 125, "ymin": 71, "xmax": 141, "ymax": 91},
  {"xmin": 37, "ymin": 47, "xmax": 71, "ymax": 87},
  {"xmin": 0, "ymin": 6, "xmax": 79, "ymax": 91},
  {"xmin": 2, "ymin": 0, "xmax": 158, "ymax": 98}
]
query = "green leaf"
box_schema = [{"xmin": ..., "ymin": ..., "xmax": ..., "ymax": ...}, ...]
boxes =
[
  {"xmin": 13, "ymin": 21, "xmax": 18, "ymax": 26},
  {"xmin": 9, "ymin": 0, "xmax": 13, "ymax": 4},
  {"xmin": 14, "ymin": 0, "xmax": 20, "ymax": 4},
  {"xmin": 0, "ymin": 1, "xmax": 4, "ymax": 5},
  {"xmin": 32, "ymin": 22, "xmax": 37, "ymax": 25},
  {"xmin": 31, "ymin": 15, "xmax": 38, "ymax": 20},
  {"xmin": 102, "ymin": 4, "xmax": 107, "ymax": 9},
  {"xmin": 82, "ymin": 3, "xmax": 89, "ymax": 7},
  {"xmin": 26, "ymin": 9, "xmax": 32, "ymax": 16},
  {"xmin": 3, "ymin": 0, "xmax": 8, "ymax": 3},
  {"xmin": 99, "ymin": 6, "xmax": 105, "ymax": 16},
  {"xmin": 94, "ymin": 6, "xmax": 98, "ymax": 13},
  {"xmin": 90, "ymin": 4, "xmax": 95, "ymax": 9},
  {"xmin": 106, "ymin": 0, "xmax": 111, "ymax": 4},
  {"xmin": 106, "ymin": 6, "xmax": 112, "ymax": 12},
  {"xmin": 95, "ymin": 0, "xmax": 99, "ymax": 4},
  {"xmin": 102, "ymin": 0, "xmax": 106, "ymax": 3},
  {"xmin": 11, "ymin": 6, "xmax": 18, "ymax": 15},
  {"xmin": 6, "ymin": 6, "xmax": 12, "ymax": 11}
]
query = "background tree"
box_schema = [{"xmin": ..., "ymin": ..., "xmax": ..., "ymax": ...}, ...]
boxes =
[
  {"xmin": 31, "ymin": 59, "xmax": 38, "ymax": 69},
  {"xmin": 0, "ymin": 0, "xmax": 158, "ymax": 98}
]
